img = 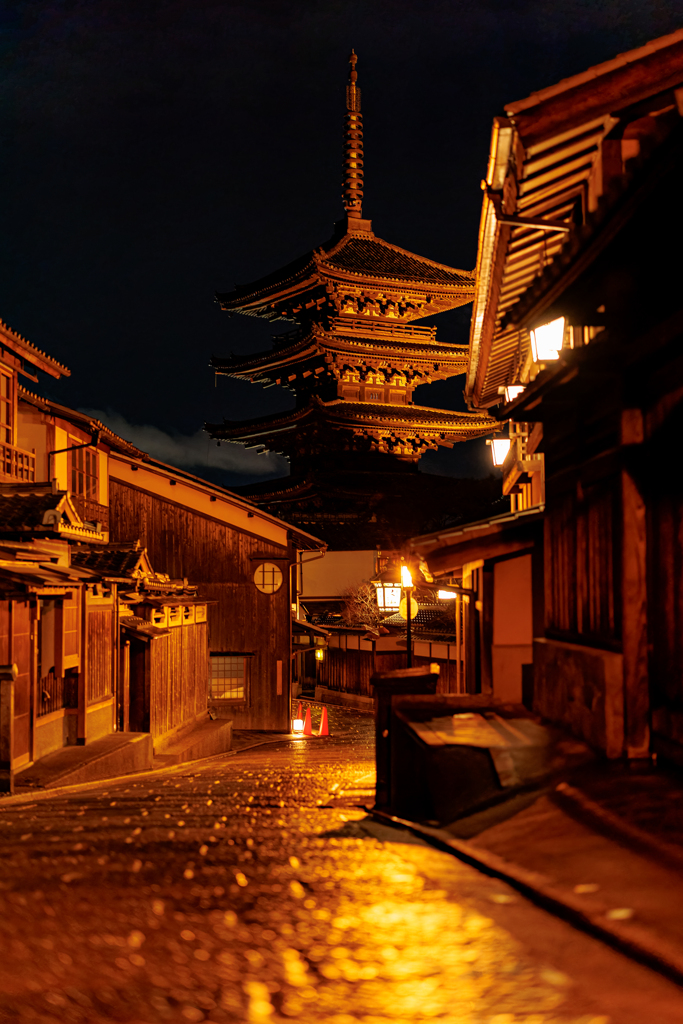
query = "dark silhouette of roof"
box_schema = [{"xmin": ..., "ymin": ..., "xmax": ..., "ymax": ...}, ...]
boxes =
[{"xmin": 0, "ymin": 493, "xmax": 65, "ymax": 532}]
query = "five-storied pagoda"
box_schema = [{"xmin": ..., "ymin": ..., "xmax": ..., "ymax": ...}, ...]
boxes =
[{"xmin": 207, "ymin": 54, "xmax": 497, "ymax": 546}]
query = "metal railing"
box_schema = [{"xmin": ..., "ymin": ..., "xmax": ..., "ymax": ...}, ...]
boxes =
[{"xmin": 0, "ymin": 442, "xmax": 36, "ymax": 482}]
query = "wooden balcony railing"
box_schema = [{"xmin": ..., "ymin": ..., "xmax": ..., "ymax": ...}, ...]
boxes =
[
  {"xmin": 0, "ymin": 442, "xmax": 36, "ymax": 482},
  {"xmin": 71, "ymin": 495, "xmax": 110, "ymax": 531}
]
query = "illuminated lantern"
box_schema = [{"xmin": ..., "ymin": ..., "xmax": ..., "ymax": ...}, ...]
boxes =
[
  {"xmin": 487, "ymin": 437, "xmax": 512, "ymax": 466},
  {"xmin": 400, "ymin": 565, "xmax": 413, "ymax": 588},
  {"xmin": 438, "ymin": 590, "xmax": 457, "ymax": 600},
  {"xmin": 315, "ymin": 647, "xmax": 324, "ymax": 661},
  {"xmin": 371, "ymin": 566, "xmax": 403, "ymax": 611},
  {"xmin": 292, "ymin": 718, "xmax": 304, "ymax": 735},
  {"xmin": 530, "ymin": 316, "xmax": 565, "ymax": 362},
  {"xmin": 504, "ymin": 384, "xmax": 525, "ymax": 402}
]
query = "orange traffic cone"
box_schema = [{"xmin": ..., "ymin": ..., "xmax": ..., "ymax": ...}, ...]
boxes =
[
  {"xmin": 296, "ymin": 700, "xmax": 303, "ymax": 720},
  {"xmin": 318, "ymin": 706, "xmax": 329, "ymax": 737},
  {"xmin": 303, "ymin": 707, "xmax": 312, "ymax": 735}
]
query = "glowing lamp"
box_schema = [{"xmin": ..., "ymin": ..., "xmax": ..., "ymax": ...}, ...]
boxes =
[
  {"xmin": 530, "ymin": 316, "xmax": 565, "ymax": 362},
  {"xmin": 487, "ymin": 437, "xmax": 512, "ymax": 466},
  {"xmin": 438, "ymin": 590, "xmax": 457, "ymax": 600},
  {"xmin": 292, "ymin": 718, "xmax": 304, "ymax": 735},
  {"xmin": 374, "ymin": 583, "xmax": 401, "ymax": 611},
  {"xmin": 314, "ymin": 648, "xmax": 324, "ymax": 661},
  {"xmin": 504, "ymin": 385, "xmax": 525, "ymax": 403},
  {"xmin": 400, "ymin": 565, "xmax": 413, "ymax": 588}
]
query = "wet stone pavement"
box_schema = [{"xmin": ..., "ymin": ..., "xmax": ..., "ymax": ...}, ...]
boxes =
[{"xmin": 0, "ymin": 705, "xmax": 681, "ymax": 1024}]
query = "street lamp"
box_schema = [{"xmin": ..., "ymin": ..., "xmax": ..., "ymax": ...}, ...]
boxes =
[
  {"xmin": 401, "ymin": 565, "xmax": 414, "ymax": 668},
  {"xmin": 371, "ymin": 566, "xmax": 403, "ymax": 612}
]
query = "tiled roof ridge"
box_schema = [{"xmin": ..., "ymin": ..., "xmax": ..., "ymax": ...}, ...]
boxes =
[{"xmin": 0, "ymin": 318, "xmax": 70, "ymax": 376}]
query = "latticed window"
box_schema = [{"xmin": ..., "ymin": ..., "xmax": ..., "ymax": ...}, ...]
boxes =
[
  {"xmin": 71, "ymin": 446, "xmax": 98, "ymax": 499},
  {"xmin": 210, "ymin": 654, "xmax": 247, "ymax": 701},
  {"xmin": 253, "ymin": 562, "xmax": 283, "ymax": 594},
  {"xmin": 0, "ymin": 371, "xmax": 13, "ymax": 444}
]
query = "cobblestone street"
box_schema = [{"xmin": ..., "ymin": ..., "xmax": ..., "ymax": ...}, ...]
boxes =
[{"xmin": 0, "ymin": 706, "xmax": 681, "ymax": 1024}]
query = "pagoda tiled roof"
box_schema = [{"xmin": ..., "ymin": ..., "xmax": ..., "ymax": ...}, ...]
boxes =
[
  {"xmin": 318, "ymin": 234, "xmax": 473, "ymax": 285},
  {"xmin": 212, "ymin": 325, "xmax": 469, "ymax": 375},
  {"xmin": 216, "ymin": 223, "xmax": 474, "ymax": 322},
  {"xmin": 207, "ymin": 397, "xmax": 496, "ymax": 441}
]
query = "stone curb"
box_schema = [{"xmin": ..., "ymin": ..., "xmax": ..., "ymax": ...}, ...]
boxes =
[
  {"xmin": 370, "ymin": 806, "xmax": 683, "ymax": 989},
  {"xmin": 552, "ymin": 781, "xmax": 683, "ymax": 872}
]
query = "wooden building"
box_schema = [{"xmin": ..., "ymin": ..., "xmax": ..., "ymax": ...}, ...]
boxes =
[
  {"xmin": 107, "ymin": 451, "xmax": 324, "ymax": 732},
  {"xmin": 0, "ymin": 319, "xmax": 325, "ymax": 778},
  {"xmin": 424, "ymin": 28, "xmax": 683, "ymax": 759},
  {"xmin": 208, "ymin": 53, "xmax": 497, "ymax": 546}
]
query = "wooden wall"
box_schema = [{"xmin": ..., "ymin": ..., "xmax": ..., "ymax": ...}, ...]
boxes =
[
  {"xmin": 86, "ymin": 608, "xmax": 113, "ymax": 705},
  {"xmin": 319, "ymin": 647, "xmax": 466, "ymax": 697},
  {"xmin": 109, "ymin": 480, "xmax": 292, "ymax": 731},
  {"xmin": 149, "ymin": 622, "xmax": 208, "ymax": 740},
  {"xmin": 0, "ymin": 600, "xmax": 32, "ymax": 768}
]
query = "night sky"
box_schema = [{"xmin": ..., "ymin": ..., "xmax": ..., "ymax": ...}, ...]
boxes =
[{"xmin": 1, "ymin": 1, "xmax": 682, "ymax": 485}]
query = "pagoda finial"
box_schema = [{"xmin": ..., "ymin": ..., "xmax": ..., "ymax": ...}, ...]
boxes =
[{"xmin": 342, "ymin": 50, "xmax": 364, "ymax": 218}]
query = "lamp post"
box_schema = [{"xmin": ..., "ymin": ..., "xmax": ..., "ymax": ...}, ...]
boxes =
[{"xmin": 401, "ymin": 564, "xmax": 414, "ymax": 668}]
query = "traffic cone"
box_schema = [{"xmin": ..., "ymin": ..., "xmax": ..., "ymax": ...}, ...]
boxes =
[
  {"xmin": 296, "ymin": 700, "xmax": 303, "ymax": 720},
  {"xmin": 303, "ymin": 707, "xmax": 312, "ymax": 735},
  {"xmin": 318, "ymin": 706, "xmax": 329, "ymax": 737}
]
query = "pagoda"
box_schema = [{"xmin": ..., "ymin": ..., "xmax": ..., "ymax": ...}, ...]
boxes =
[{"xmin": 207, "ymin": 53, "xmax": 497, "ymax": 545}]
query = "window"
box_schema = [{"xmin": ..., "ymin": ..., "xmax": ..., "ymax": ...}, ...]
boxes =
[
  {"xmin": 210, "ymin": 654, "xmax": 247, "ymax": 701},
  {"xmin": 253, "ymin": 562, "xmax": 283, "ymax": 594},
  {"xmin": 0, "ymin": 371, "xmax": 13, "ymax": 444},
  {"xmin": 71, "ymin": 445, "xmax": 98, "ymax": 499}
]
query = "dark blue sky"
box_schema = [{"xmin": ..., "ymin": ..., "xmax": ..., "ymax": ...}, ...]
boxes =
[{"xmin": 1, "ymin": 0, "xmax": 681, "ymax": 483}]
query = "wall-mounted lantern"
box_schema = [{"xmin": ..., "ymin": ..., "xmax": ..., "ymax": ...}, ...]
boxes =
[
  {"xmin": 486, "ymin": 436, "xmax": 512, "ymax": 466},
  {"xmin": 530, "ymin": 316, "xmax": 565, "ymax": 362},
  {"xmin": 314, "ymin": 648, "xmax": 324, "ymax": 662}
]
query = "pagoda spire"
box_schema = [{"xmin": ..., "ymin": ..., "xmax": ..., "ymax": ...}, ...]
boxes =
[{"xmin": 342, "ymin": 51, "xmax": 364, "ymax": 218}]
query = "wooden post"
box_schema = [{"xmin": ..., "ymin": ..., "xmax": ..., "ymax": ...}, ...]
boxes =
[
  {"xmin": 456, "ymin": 594, "xmax": 463, "ymax": 693},
  {"xmin": 622, "ymin": 467, "xmax": 649, "ymax": 757},
  {"xmin": 122, "ymin": 640, "xmax": 130, "ymax": 732},
  {"xmin": 0, "ymin": 663, "xmax": 18, "ymax": 795}
]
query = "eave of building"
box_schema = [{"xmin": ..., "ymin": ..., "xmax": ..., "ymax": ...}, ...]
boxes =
[
  {"xmin": 108, "ymin": 451, "xmax": 325, "ymax": 552},
  {"xmin": 0, "ymin": 319, "xmax": 70, "ymax": 380},
  {"xmin": 208, "ymin": 398, "xmax": 496, "ymax": 444},
  {"xmin": 213, "ymin": 334, "xmax": 469, "ymax": 382},
  {"xmin": 18, "ymin": 387, "xmax": 147, "ymax": 459},
  {"xmin": 408, "ymin": 505, "xmax": 545, "ymax": 576},
  {"xmin": 466, "ymin": 29, "xmax": 683, "ymax": 409},
  {"xmin": 505, "ymin": 27, "xmax": 683, "ymax": 144}
]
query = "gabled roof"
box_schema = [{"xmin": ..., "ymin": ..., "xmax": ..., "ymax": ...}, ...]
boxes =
[
  {"xmin": 70, "ymin": 543, "xmax": 152, "ymax": 579},
  {"xmin": 19, "ymin": 387, "xmax": 147, "ymax": 459},
  {"xmin": 0, "ymin": 488, "xmax": 106, "ymax": 542},
  {"xmin": 0, "ymin": 318, "xmax": 70, "ymax": 380}
]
